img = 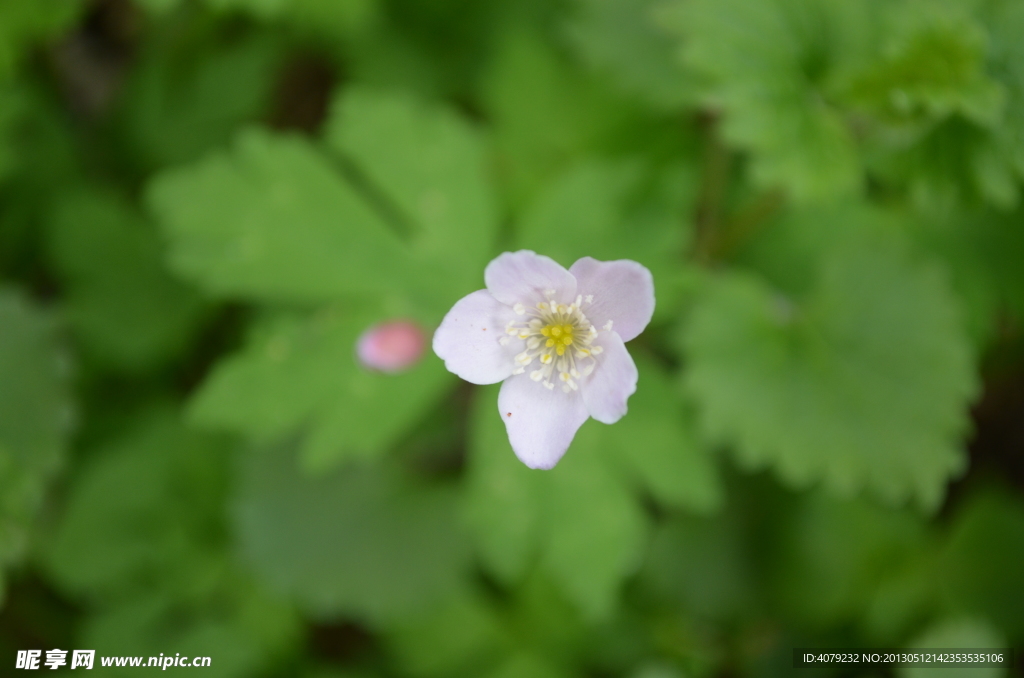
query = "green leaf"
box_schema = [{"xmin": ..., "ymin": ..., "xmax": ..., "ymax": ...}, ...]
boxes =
[
  {"xmin": 902, "ymin": 204, "xmax": 1024, "ymax": 348},
  {"xmin": 463, "ymin": 384, "xmax": 541, "ymax": 586},
  {"xmin": 847, "ymin": 2, "xmax": 1018, "ymax": 210},
  {"xmin": 869, "ymin": 116, "xmax": 1019, "ymax": 211},
  {"xmin": 233, "ymin": 442, "xmax": 471, "ymax": 622},
  {"xmin": 482, "ymin": 654, "xmax": 566, "ymax": 678},
  {"xmin": 282, "ymin": 0, "xmax": 377, "ymax": 36},
  {"xmin": 0, "ymin": 288, "xmax": 72, "ymax": 595},
  {"xmin": 937, "ymin": 489, "xmax": 1024, "ymax": 640},
  {"xmin": 660, "ymin": 0, "xmax": 866, "ymax": 202},
  {"xmin": 464, "ymin": 385, "xmax": 649, "ymax": 620},
  {"xmin": 46, "ymin": 409, "xmax": 299, "ymax": 677},
  {"xmin": 46, "ymin": 186, "xmax": 209, "ymax": 372},
  {"xmin": 639, "ymin": 511, "xmax": 756, "ymax": 621},
  {"xmin": 202, "ymin": 0, "xmax": 287, "ymax": 19},
  {"xmin": 0, "ymin": 85, "xmax": 24, "ymax": 183},
  {"xmin": 0, "ymin": 0, "xmax": 84, "ymax": 81},
  {"xmin": 147, "ymin": 127, "xmax": 409, "ymax": 303},
  {"xmin": 539, "ymin": 423, "xmax": 649, "ymax": 620},
  {"xmin": 482, "ymin": 30, "xmax": 646, "ymax": 211},
  {"xmin": 385, "ymin": 591, "xmax": 506, "ymax": 678},
  {"xmin": 323, "ymin": 87, "xmax": 499, "ymax": 308},
  {"xmin": 899, "ymin": 618, "xmax": 1008, "ymax": 678},
  {"xmin": 566, "ymin": 0, "xmax": 696, "ymax": 110},
  {"xmin": 516, "ymin": 159, "xmax": 696, "ymax": 322},
  {"xmin": 605, "ymin": 354, "xmax": 723, "ymax": 514},
  {"xmin": 82, "ymin": 581, "xmax": 299, "ymax": 678},
  {"xmin": 46, "ymin": 409, "xmax": 229, "ymax": 601},
  {"xmin": 131, "ymin": 0, "xmax": 185, "ymax": 13},
  {"xmin": 683, "ymin": 221, "xmax": 977, "ymax": 510},
  {"xmin": 845, "ymin": 2, "xmax": 1004, "ymax": 128},
  {"xmin": 118, "ymin": 36, "xmax": 280, "ymax": 170},
  {"xmin": 189, "ymin": 308, "xmax": 451, "ymax": 469},
  {"xmin": 0, "ymin": 289, "xmax": 70, "ymax": 474},
  {"xmin": 983, "ymin": 0, "xmax": 1024, "ymax": 183},
  {"xmin": 770, "ymin": 490, "xmax": 930, "ymax": 627}
]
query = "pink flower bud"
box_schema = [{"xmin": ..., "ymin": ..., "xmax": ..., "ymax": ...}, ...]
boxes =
[{"xmin": 356, "ymin": 320, "xmax": 427, "ymax": 373}]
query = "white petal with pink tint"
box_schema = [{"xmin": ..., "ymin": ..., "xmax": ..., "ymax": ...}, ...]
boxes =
[
  {"xmin": 485, "ymin": 250, "xmax": 577, "ymax": 306},
  {"xmin": 433, "ymin": 251, "xmax": 654, "ymax": 469},
  {"xmin": 498, "ymin": 374, "xmax": 590, "ymax": 469},
  {"xmin": 581, "ymin": 331, "xmax": 637, "ymax": 424},
  {"xmin": 433, "ymin": 290, "xmax": 522, "ymax": 385},
  {"xmin": 569, "ymin": 257, "xmax": 654, "ymax": 342}
]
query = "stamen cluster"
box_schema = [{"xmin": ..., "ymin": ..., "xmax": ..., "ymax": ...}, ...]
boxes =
[{"xmin": 501, "ymin": 290, "xmax": 608, "ymax": 392}]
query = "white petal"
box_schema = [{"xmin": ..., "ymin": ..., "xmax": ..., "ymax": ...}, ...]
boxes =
[
  {"xmin": 485, "ymin": 250, "xmax": 577, "ymax": 306},
  {"xmin": 581, "ymin": 331, "xmax": 638, "ymax": 424},
  {"xmin": 569, "ymin": 257, "xmax": 654, "ymax": 342},
  {"xmin": 498, "ymin": 374, "xmax": 590, "ymax": 469},
  {"xmin": 433, "ymin": 290, "xmax": 522, "ymax": 385}
]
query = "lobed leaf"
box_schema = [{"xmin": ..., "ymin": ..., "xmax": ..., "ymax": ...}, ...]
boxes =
[
  {"xmin": 233, "ymin": 442, "xmax": 471, "ymax": 623},
  {"xmin": 683, "ymin": 226, "xmax": 977, "ymax": 510},
  {"xmin": 189, "ymin": 308, "xmax": 450, "ymax": 470},
  {"xmin": 147, "ymin": 128, "xmax": 409, "ymax": 303}
]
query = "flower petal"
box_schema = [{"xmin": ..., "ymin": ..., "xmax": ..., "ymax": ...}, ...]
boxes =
[
  {"xmin": 498, "ymin": 374, "xmax": 590, "ymax": 469},
  {"xmin": 581, "ymin": 331, "xmax": 638, "ymax": 424},
  {"xmin": 433, "ymin": 290, "xmax": 522, "ymax": 384},
  {"xmin": 485, "ymin": 250, "xmax": 577, "ymax": 306},
  {"xmin": 569, "ymin": 257, "xmax": 655, "ymax": 342}
]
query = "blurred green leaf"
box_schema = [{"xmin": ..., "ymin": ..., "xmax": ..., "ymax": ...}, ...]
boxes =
[
  {"xmin": 481, "ymin": 653, "xmax": 567, "ymax": 678},
  {"xmin": 516, "ymin": 159, "xmax": 697, "ymax": 322},
  {"xmin": 118, "ymin": 35, "xmax": 280, "ymax": 170},
  {"xmin": 683, "ymin": 218, "xmax": 977, "ymax": 509},
  {"xmin": 147, "ymin": 127, "xmax": 409, "ymax": 303},
  {"xmin": 900, "ymin": 617, "xmax": 1007, "ymax": 678},
  {"xmin": 0, "ymin": 289, "xmax": 70, "ymax": 473},
  {"xmin": 47, "ymin": 409, "xmax": 229, "ymax": 601},
  {"xmin": 46, "ymin": 408, "xmax": 299, "ymax": 677},
  {"xmin": 903, "ymin": 204, "xmax": 1024, "ymax": 347},
  {"xmin": 660, "ymin": 0, "xmax": 869, "ymax": 202},
  {"xmin": 463, "ymin": 384, "xmax": 541, "ymax": 586},
  {"xmin": 870, "ymin": 117, "xmax": 1019, "ymax": 210},
  {"xmin": 0, "ymin": 85, "xmax": 24, "ymax": 183},
  {"xmin": 482, "ymin": 30, "xmax": 644, "ymax": 211},
  {"xmin": 770, "ymin": 490, "xmax": 930, "ymax": 627},
  {"xmin": 464, "ymin": 385, "xmax": 649, "ymax": 620},
  {"xmin": 202, "ymin": 0, "xmax": 375, "ymax": 27},
  {"xmin": 385, "ymin": 591, "xmax": 506, "ymax": 678},
  {"xmin": 82, "ymin": 579, "xmax": 299, "ymax": 678},
  {"xmin": 848, "ymin": 1, "xmax": 1022, "ymax": 210},
  {"xmin": 983, "ymin": 0, "xmax": 1024, "ymax": 183},
  {"xmin": 606, "ymin": 354, "xmax": 723, "ymax": 514},
  {"xmin": 540, "ymin": 424, "xmax": 649, "ymax": 620},
  {"xmin": 566, "ymin": 0, "xmax": 696, "ymax": 110},
  {"xmin": 936, "ymin": 489, "xmax": 1024, "ymax": 640},
  {"xmin": 190, "ymin": 308, "xmax": 450, "ymax": 469},
  {"xmin": 640, "ymin": 510, "xmax": 756, "ymax": 621},
  {"xmin": 846, "ymin": 3, "xmax": 1004, "ymax": 128},
  {"xmin": 233, "ymin": 442, "xmax": 471, "ymax": 622},
  {"xmin": 0, "ymin": 288, "xmax": 72, "ymax": 598},
  {"xmin": 203, "ymin": 0, "xmax": 287, "ymax": 19},
  {"xmin": 323, "ymin": 87, "xmax": 499, "ymax": 309},
  {"xmin": 46, "ymin": 186, "xmax": 209, "ymax": 372},
  {"xmin": 0, "ymin": 0, "xmax": 83, "ymax": 81}
]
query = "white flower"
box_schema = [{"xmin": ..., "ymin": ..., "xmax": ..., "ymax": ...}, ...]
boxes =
[{"xmin": 433, "ymin": 250, "xmax": 655, "ymax": 469}]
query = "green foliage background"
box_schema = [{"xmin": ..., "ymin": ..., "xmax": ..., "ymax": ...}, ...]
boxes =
[{"xmin": 1, "ymin": 0, "xmax": 1023, "ymax": 675}]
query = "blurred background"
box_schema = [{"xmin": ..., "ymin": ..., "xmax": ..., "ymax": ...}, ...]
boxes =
[{"xmin": 1, "ymin": 0, "xmax": 1023, "ymax": 676}]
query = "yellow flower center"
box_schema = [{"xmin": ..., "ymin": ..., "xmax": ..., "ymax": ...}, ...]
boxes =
[
  {"xmin": 503, "ymin": 292, "xmax": 604, "ymax": 392},
  {"xmin": 540, "ymin": 323, "xmax": 575, "ymax": 355}
]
